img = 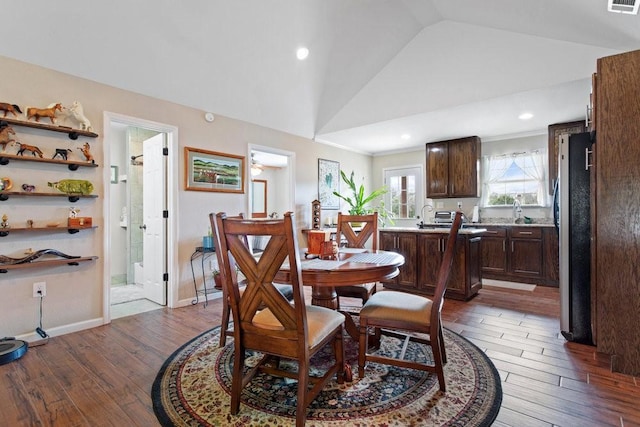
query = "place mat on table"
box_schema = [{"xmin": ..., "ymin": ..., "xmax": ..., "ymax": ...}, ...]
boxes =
[{"xmin": 345, "ymin": 252, "xmax": 398, "ymax": 264}]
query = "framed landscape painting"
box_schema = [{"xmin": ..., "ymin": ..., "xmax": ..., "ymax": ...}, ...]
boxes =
[
  {"xmin": 318, "ymin": 158, "xmax": 340, "ymax": 209},
  {"xmin": 185, "ymin": 147, "xmax": 245, "ymax": 193}
]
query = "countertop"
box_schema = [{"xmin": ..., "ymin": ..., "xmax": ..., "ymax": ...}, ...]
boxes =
[
  {"xmin": 381, "ymin": 220, "xmax": 555, "ymax": 234},
  {"xmin": 381, "ymin": 226, "xmax": 487, "ymax": 235}
]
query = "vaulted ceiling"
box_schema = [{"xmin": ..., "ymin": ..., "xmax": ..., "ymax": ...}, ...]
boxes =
[{"xmin": 2, "ymin": 1, "xmax": 639, "ymax": 154}]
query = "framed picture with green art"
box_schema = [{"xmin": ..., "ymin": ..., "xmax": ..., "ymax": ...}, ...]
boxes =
[
  {"xmin": 185, "ymin": 147, "xmax": 245, "ymax": 193},
  {"xmin": 318, "ymin": 158, "xmax": 339, "ymax": 209}
]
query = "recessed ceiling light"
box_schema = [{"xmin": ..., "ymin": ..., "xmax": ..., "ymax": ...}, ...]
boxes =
[
  {"xmin": 401, "ymin": 134, "xmax": 411, "ymax": 140},
  {"xmin": 296, "ymin": 47, "xmax": 309, "ymax": 60},
  {"xmin": 518, "ymin": 112, "xmax": 534, "ymax": 120}
]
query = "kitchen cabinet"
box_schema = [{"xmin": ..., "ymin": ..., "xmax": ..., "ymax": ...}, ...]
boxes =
[
  {"xmin": 480, "ymin": 227, "xmax": 507, "ymax": 274},
  {"xmin": 480, "ymin": 225, "xmax": 557, "ymax": 286},
  {"xmin": 416, "ymin": 233, "xmax": 481, "ymax": 300},
  {"xmin": 380, "ymin": 229, "xmax": 482, "ymax": 301},
  {"xmin": 379, "ymin": 231, "xmax": 417, "ymax": 288},
  {"xmin": 593, "ymin": 48, "xmax": 640, "ymax": 375},
  {"xmin": 426, "ymin": 136, "xmax": 480, "ymax": 198}
]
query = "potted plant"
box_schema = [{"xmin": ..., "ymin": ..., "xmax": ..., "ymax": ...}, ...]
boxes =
[
  {"xmin": 333, "ymin": 170, "xmax": 393, "ymax": 225},
  {"xmin": 213, "ymin": 269, "xmax": 223, "ymax": 289}
]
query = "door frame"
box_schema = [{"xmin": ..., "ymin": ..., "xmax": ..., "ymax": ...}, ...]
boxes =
[
  {"xmin": 247, "ymin": 144, "xmax": 296, "ymax": 217},
  {"xmin": 102, "ymin": 112, "xmax": 179, "ymax": 322}
]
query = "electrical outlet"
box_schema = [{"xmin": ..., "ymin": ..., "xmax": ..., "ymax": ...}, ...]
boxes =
[
  {"xmin": 33, "ymin": 282, "xmax": 46, "ymax": 298},
  {"xmin": 457, "ymin": 202, "xmax": 462, "ymax": 209}
]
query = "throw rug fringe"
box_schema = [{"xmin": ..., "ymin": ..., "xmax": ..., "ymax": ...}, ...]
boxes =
[{"xmin": 152, "ymin": 326, "xmax": 502, "ymax": 426}]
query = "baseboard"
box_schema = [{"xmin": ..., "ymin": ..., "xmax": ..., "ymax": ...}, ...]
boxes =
[
  {"xmin": 176, "ymin": 291, "xmax": 224, "ymax": 308},
  {"xmin": 16, "ymin": 317, "xmax": 105, "ymax": 343}
]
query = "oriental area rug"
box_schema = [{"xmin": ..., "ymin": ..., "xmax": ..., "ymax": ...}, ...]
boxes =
[{"xmin": 152, "ymin": 326, "xmax": 502, "ymax": 426}]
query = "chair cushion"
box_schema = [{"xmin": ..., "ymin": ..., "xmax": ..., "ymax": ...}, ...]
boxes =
[
  {"xmin": 253, "ymin": 305, "xmax": 344, "ymax": 348},
  {"xmin": 360, "ymin": 291, "xmax": 433, "ymax": 328},
  {"xmin": 273, "ymin": 283, "xmax": 294, "ymax": 301}
]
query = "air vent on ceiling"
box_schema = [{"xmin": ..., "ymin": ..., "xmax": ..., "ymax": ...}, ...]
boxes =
[{"xmin": 608, "ymin": 0, "xmax": 639, "ymax": 14}]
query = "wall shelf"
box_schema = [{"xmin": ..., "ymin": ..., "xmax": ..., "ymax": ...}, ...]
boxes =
[
  {"xmin": 0, "ymin": 256, "xmax": 98, "ymax": 273},
  {"xmin": 0, "ymin": 191, "xmax": 97, "ymax": 202},
  {"xmin": 0, "ymin": 152, "xmax": 98, "ymax": 170},
  {"xmin": 0, "ymin": 117, "xmax": 98, "ymax": 139},
  {"xmin": 0, "ymin": 225, "xmax": 97, "ymax": 237}
]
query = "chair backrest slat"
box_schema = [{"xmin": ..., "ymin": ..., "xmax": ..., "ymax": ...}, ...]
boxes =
[
  {"xmin": 431, "ymin": 211, "xmax": 463, "ymax": 324},
  {"xmin": 336, "ymin": 212, "xmax": 378, "ymax": 250}
]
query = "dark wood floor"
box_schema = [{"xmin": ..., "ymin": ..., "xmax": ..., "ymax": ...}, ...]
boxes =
[{"xmin": 1, "ymin": 285, "xmax": 639, "ymax": 426}]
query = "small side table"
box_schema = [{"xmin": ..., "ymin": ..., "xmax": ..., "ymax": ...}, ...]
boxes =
[{"xmin": 190, "ymin": 246, "xmax": 216, "ymax": 307}]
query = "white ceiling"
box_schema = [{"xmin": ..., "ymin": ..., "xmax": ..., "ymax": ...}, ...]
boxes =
[{"xmin": 2, "ymin": 1, "xmax": 639, "ymax": 155}]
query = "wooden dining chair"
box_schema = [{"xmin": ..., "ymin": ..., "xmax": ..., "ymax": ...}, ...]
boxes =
[
  {"xmin": 209, "ymin": 212, "xmax": 293, "ymax": 348},
  {"xmin": 213, "ymin": 212, "xmax": 345, "ymax": 427},
  {"xmin": 334, "ymin": 212, "xmax": 378, "ymax": 311},
  {"xmin": 357, "ymin": 211, "xmax": 463, "ymax": 392}
]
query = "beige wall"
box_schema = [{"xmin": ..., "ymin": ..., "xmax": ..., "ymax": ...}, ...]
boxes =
[{"xmin": 0, "ymin": 55, "xmax": 371, "ymax": 339}]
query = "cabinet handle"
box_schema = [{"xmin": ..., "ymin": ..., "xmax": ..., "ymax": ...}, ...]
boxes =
[
  {"xmin": 485, "ymin": 230, "xmax": 498, "ymax": 234},
  {"xmin": 502, "ymin": 240, "xmax": 505, "ymax": 252},
  {"xmin": 586, "ymin": 147, "xmax": 593, "ymax": 170},
  {"xmin": 586, "ymin": 104, "xmax": 592, "ymax": 128},
  {"xmin": 511, "ymin": 241, "xmax": 514, "ymax": 252},
  {"xmin": 518, "ymin": 231, "xmax": 533, "ymax": 235}
]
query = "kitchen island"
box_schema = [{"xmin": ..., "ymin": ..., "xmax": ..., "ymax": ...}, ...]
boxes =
[{"xmin": 379, "ymin": 227, "xmax": 485, "ymax": 301}]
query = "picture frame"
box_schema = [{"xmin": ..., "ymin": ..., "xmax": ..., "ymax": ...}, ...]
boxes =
[
  {"xmin": 110, "ymin": 165, "xmax": 118, "ymax": 184},
  {"xmin": 318, "ymin": 158, "xmax": 340, "ymax": 210},
  {"xmin": 251, "ymin": 179, "xmax": 267, "ymax": 218},
  {"xmin": 185, "ymin": 147, "xmax": 245, "ymax": 193}
]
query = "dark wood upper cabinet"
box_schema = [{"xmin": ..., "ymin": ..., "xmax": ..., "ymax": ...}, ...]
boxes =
[{"xmin": 426, "ymin": 136, "xmax": 480, "ymax": 198}]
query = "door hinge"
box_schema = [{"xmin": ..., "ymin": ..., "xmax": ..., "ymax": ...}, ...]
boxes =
[
  {"xmin": 163, "ymin": 210, "xmax": 169, "ymax": 218},
  {"xmin": 163, "ymin": 272, "xmax": 168, "ymax": 282},
  {"xmin": 162, "ymin": 147, "xmax": 168, "ymax": 156}
]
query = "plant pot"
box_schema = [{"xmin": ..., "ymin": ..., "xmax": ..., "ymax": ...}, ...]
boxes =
[{"xmin": 213, "ymin": 274, "xmax": 223, "ymax": 289}]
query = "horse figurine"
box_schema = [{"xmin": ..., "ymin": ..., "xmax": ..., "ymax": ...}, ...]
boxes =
[
  {"xmin": 52, "ymin": 148, "xmax": 72, "ymax": 160},
  {"xmin": 78, "ymin": 142, "xmax": 95, "ymax": 163},
  {"xmin": 0, "ymin": 125, "xmax": 17, "ymax": 151},
  {"xmin": 0, "ymin": 102, "xmax": 22, "ymax": 118},
  {"xmin": 26, "ymin": 103, "xmax": 62, "ymax": 123},
  {"xmin": 64, "ymin": 101, "xmax": 92, "ymax": 131},
  {"xmin": 16, "ymin": 142, "xmax": 44, "ymax": 158}
]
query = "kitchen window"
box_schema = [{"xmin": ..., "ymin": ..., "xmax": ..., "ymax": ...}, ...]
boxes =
[
  {"xmin": 384, "ymin": 166, "xmax": 421, "ymax": 218},
  {"xmin": 482, "ymin": 151, "xmax": 546, "ymax": 207}
]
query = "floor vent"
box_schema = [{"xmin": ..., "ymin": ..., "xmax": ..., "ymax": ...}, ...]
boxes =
[{"xmin": 608, "ymin": 0, "xmax": 639, "ymax": 14}]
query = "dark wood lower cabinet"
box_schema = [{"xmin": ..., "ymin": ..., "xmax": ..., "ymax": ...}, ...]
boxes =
[
  {"xmin": 480, "ymin": 225, "xmax": 558, "ymax": 286},
  {"xmin": 380, "ymin": 230, "xmax": 482, "ymax": 301}
]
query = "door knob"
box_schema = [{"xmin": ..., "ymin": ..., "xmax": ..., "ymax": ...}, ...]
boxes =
[{"xmin": 140, "ymin": 224, "xmax": 147, "ymax": 230}]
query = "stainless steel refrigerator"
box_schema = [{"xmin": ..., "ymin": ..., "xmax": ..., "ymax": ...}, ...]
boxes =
[{"xmin": 553, "ymin": 131, "xmax": 594, "ymax": 345}]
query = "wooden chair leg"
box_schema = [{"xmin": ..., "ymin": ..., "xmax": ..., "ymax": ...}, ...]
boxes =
[
  {"xmin": 230, "ymin": 347, "xmax": 244, "ymax": 414},
  {"xmin": 296, "ymin": 362, "xmax": 309, "ymax": 427},
  {"xmin": 438, "ymin": 324, "xmax": 447, "ymax": 364},
  {"xmin": 431, "ymin": 327, "xmax": 446, "ymax": 392},
  {"xmin": 358, "ymin": 322, "xmax": 368, "ymax": 378},
  {"xmin": 219, "ymin": 300, "xmax": 230, "ymax": 347}
]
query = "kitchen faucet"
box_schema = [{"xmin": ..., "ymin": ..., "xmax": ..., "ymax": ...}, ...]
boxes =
[
  {"xmin": 417, "ymin": 203, "xmax": 433, "ymax": 229},
  {"xmin": 513, "ymin": 194, "xmax": 522, "ymax": 222}
]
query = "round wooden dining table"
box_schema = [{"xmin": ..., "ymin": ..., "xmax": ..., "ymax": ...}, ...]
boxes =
[{"xmin": 275, "ymin": 248, "xmax": 405, "ymax": 340}]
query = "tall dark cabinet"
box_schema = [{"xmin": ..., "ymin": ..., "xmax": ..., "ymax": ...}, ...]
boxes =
[{"xmin": 593, "ymin": 49, "xmax": 640, "ymax": 375}]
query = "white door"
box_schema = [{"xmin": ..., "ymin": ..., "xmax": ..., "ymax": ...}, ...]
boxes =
[{"xmin": 142, "ymin": 133, "xmax": 167, "ymax": 305}]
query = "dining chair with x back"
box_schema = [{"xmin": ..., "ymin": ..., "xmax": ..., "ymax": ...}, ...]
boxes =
[
  {"xmin": 334, "ymin": 211, "xmax": 378, "ymax": 311},
  {"xmin": 213, "ymin": 212, "xmax": 345, "ymax": 427},
  {"xmin": 357, "ymin": 210, "xmax": 463, "ymax": 392}
]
